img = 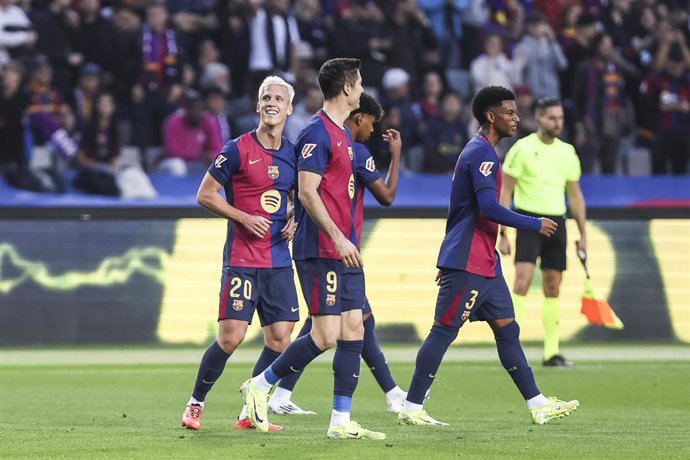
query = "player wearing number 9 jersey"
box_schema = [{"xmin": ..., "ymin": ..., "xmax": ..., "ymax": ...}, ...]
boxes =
[
  {"xmin": 242, "ymin": 58, "xmax": 386, "ymax": 440},
  {"xmin": 180, "ymin": 76, "xmax": 299, "ymax": 432},
  {"xmin": 269, "ymin": 93, "xmax": 408, "ymax": 416},
  {"xmin": 398, "ymin": 86, "xmax": 579, "ymax": 428}
]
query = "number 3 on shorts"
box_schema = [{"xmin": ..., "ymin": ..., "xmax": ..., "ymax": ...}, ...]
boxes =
[{"xmin": 465, "ymin": 289, "xmax": 479, "ymax": 310}]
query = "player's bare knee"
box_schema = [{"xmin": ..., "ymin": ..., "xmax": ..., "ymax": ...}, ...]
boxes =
[
  {"xmin": 513, "ymin": 267, "xmax": 534, "ymax": 296},
  {"xmin": 217, "ymin": 334, "xmax": 243, "ymax": 353},
  {"xmin": 265, "ymin": 336, "xmax": 290, "ymax": 352},
  {"xmin": 514, "ymin": 286, "xmax": 529, "ymax": 296},
  {"xmin": 544, "ymin": 287, "xmax": 560, "ymax": 297},
  {"xmin": 341, "ymin": 323, "xmax": 364, "ymax": 341},
  {"xmin": 310, "ymin": 329, "xmax": 338, "ymax": 350},
  {"xmin": 319, "ymin": 334, "xmax": 339, "ymax": 350},
  {"xmin": 513, "ymin": 273, "xmax": 531, "ymax": 295},
  {"xmin": 490, "ymin": 318, "xmax": 518, "ymax": 336}
]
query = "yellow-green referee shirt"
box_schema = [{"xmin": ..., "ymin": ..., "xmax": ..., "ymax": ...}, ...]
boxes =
[{"xmin": 502, "ymin": 133, "xmax": 581, "ymax": 216}]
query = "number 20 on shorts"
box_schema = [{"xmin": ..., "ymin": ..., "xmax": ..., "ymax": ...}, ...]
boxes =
[{"xmin": 229, "ymin": 277, "xmax": 252, "ymax": 300}]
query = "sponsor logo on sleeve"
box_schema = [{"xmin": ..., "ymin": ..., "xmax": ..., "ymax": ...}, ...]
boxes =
[
  {"xmin": 365, "ymin": 157, "xmax": 376, "ymax": 172},
  {"xmin": 479, "ymin": 161, "xmax": 494, "ymax": 177},
  {"xmin": 301, "ymin": 143, "xmax": 317, "ymax": 158},
  {"xmin": 214, "ymin": 155, "xmax": 227, "ymax": 168}
]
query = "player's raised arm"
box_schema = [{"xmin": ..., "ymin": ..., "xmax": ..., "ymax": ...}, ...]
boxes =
[
  {"xmin": 366, "ymin": 129, "xmax": 402, "ymax": 206},
  {"xmin": 196, "ymin": 172, "xmax": 271, "ymax": 239},
  {"xmin": 298, "ymin": 170, "xmax": 362, "ymax": 268}
]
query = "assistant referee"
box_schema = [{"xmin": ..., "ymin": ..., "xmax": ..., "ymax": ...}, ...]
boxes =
[{"xmin": 499, "ymin": 97, "xmax": 587, "ymax": 367}]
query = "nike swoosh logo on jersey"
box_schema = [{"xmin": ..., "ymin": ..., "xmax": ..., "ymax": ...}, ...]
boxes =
[
  {"xmin": 337, "ymin": 140, "xmax": 343, "ymax": 147},
  {"xmin": 249, "ymin": 158, "xmax": 261, "ymax": 165},
  {"xmin": 291, "ymin": 306, "xmax": 299, "ymax": 312}
]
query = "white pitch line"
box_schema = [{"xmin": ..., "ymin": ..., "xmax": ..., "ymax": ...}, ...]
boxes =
[{"xmin": 0, "ymin": 345, "xmax": 688, "ymax": 366}]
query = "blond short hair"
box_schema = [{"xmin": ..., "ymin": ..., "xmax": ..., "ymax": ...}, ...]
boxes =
[{"xmin": 258, "ymin": 76, "xmax": 295, "ymax": 104}]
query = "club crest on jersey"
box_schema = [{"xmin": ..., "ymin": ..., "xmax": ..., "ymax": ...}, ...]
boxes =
[
  {"xmin": 365, "ymin": 157, "xmax": 376, "ymax": 172},
  {"xmin": 267, "ymin": 165, "xmax": 279, "ymax": 180},
  {"xmin": 260, "ymin": 190, "xmax": 282, "ymax": 214},
  {"xmin": 326, "ymin": 294, "xmax": 336, "ymax": 306},
  {"xmin": 232, "ymin": 300, "xmax": 244, "ymax": 311},
  {"xmin": 479, "ymin": 161, "xmax": 494, "ymax": 177},
  {"xmin": 214, "ymin": 154, "xmax": 227, "ymax": 168},
  {"xmin": 301, "ymin": 143, "xmax": 316, "ymax": 158},
  {"xmin": 347, "ymin": 146, "xmax": 354, "ymax": 160}
]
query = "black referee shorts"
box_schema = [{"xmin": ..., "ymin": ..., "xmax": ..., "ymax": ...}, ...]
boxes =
[{"xmin": 514, "ymin": 210, "xmax": 567, "ymax": 271}]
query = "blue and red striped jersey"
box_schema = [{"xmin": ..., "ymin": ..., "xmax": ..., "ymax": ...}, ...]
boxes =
[
  {"xmin": 353, "ymin": 143, "xmax": 382, "ymax": 249},
  {"xmin": 208, "ymin": 131, "xmax": 295, "ymax": 268},
  {"xmin": 293, "ymin": 110, "xmax": 358, "ymax": 260},
  {"xmin": 437, "ymin": 133, "xmax": 502, "ymax": 277}
]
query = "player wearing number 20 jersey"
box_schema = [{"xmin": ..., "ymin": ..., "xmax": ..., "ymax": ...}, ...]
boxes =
[
  {"xmin": 210, "ymin": 130, "xmax": 299, "ymax": 324},
  {"xmin": 181, "ymin": 77, "xmax": 300, "ymax": 434}
]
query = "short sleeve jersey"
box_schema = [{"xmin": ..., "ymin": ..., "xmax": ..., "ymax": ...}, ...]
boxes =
[
  {"xmin": 437, "ymin": 133, "xmax": 502, "ymax": 277},
  {"xmin": 208, "ymin": 131, "xmax": 296, "ymax": 268},
  {"xmin": 292, "ymin": 110, "xmax": 358, "ymax": 260},
  {"xmin": 502, "ymin": 133, "xmax": 581, "ymax": 216},
  {"xmin": 353, "ymin": 143, "xmax": 382, "ymax": 249}
]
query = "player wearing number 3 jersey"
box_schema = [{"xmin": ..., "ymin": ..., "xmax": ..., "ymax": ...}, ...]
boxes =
[
  {"xmin": 180, "ymin": 76, "xmax": 299, "ymax": 432},
  {"xmin": 398, "ymin": 86, "xmax": 579, "ymax": 428}
]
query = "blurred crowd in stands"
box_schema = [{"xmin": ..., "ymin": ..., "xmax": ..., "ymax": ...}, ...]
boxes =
[{"xmin": 1, "ymin": 0, "xmax": 689, "ymax": 197}]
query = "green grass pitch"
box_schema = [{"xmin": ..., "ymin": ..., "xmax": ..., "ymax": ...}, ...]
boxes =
[{"xmin": 2, "ymin": 355, "xmax": 689, "ymax": 459}]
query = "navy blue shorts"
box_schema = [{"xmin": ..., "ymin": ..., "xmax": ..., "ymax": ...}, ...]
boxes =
[
  {"xmin": 218, "ymin": 266, "xmax": 299, "ymax": 326},
  {"xmin": 295, "ymin": 258, "xmax": 347, "ymax": 316},
  {"xmin": 362, "ymin": 297, "xmax": 372, "ymax": 315},
  {"xmin": 341, "ymin": 268, "xmax": 366, "ymax": 313},
  {"xmin": 434, "ymin": 269, "xmax": 513, "ymax": 329}
]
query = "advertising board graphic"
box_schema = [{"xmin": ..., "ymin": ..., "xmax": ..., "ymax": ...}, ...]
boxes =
[{"xmin": 0, "ymin": 219, "xmax": 687, "ymax": 345}]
